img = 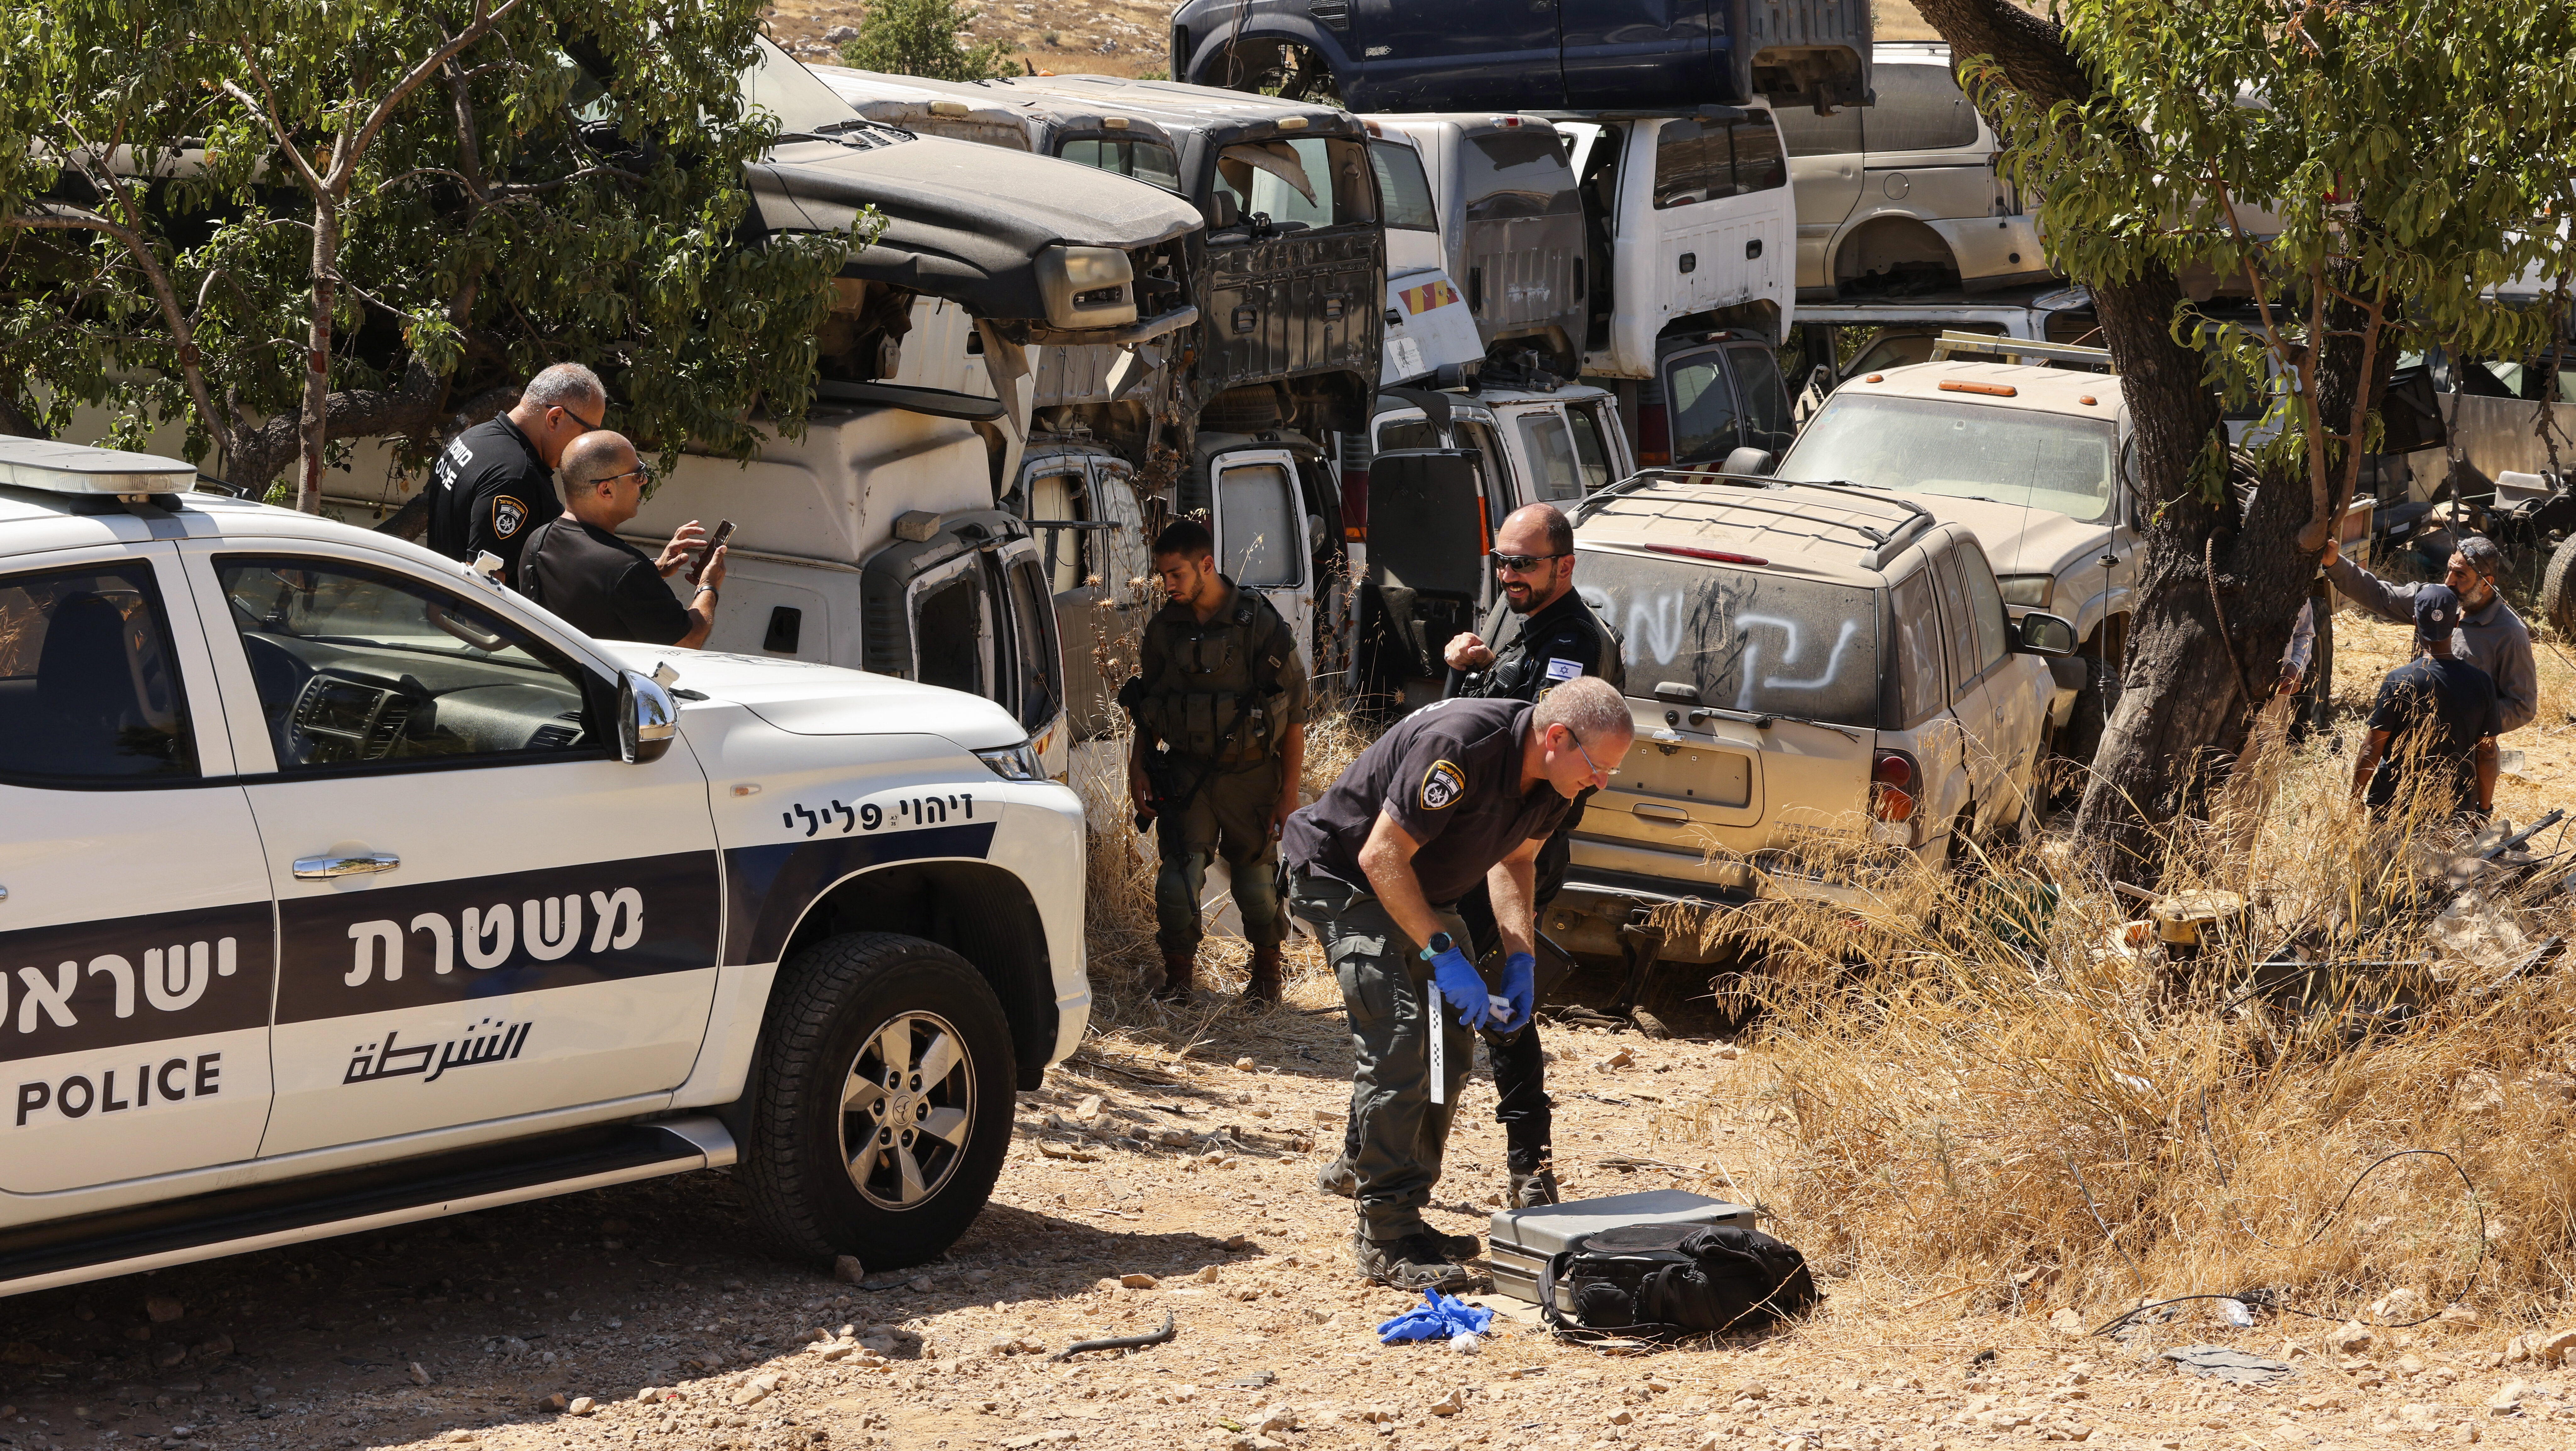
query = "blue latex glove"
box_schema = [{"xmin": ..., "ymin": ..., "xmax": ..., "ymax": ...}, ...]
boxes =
[
  {"xmin": 1428, "ymin": 945, "xmax": 1488, "ymax": 1029},
  {"xmin": 1495, "ymin": 951, "xmax": 1535, "ymax": 1033},
  {"xmin": 1375, "ymin": 1289, "xmax": 1497, "ymax": 1344}
]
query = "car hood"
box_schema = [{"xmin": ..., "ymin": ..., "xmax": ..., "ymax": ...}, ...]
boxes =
[
  {"xmin": 1891, "ymin": 492, "xmax": 2121, "ymax": 583},
  {"xmin": 596, "ymin": 644, "xmax": 1029, "ymax": 750},
  {"xmin": 747, "ymin": 134, "xmax": 1200, "ymax": 323}
]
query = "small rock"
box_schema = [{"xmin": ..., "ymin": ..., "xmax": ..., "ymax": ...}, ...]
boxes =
[
  {"xmin": 2454, "ymin": 1424, "xmax": 2482, "ymax": 1444},
  {"xmin": 2488, "ymin": 1379, "xmax": 2526, "ymax": 1412},
  {"xmin": 1075, "ymin": 1094, "xmax": 1105, "ymax": 1120},
  {"xmin": 145, "ymin": 1295, "xmax": 184, "ymax": 1323},
  {"xmin": 153, "ymin": 1344, "xmax": 187, "ymax": 1370},
  {"xmin": 1235, "ymin": 1057, "xmax": 1256, "ymax": 1070},
  {"xmin": 408, "ymin": 1362, "xmax": 432, "ymax": 1387},
  {"xmin": 2537, "ymin": 1328, "xmax": 2576, "ymax": 1366},
  {"xmin": 567, "ymin": 1397, "xmax": 597, "ymax": 1417},
  {"xmin": 537, "ymin": 1393, "xmax": 570, "ymax": 1414},
  {"xmin": 1606, "ymin": 1409, "xmax": 1635, "ymax": 1426},
  {"xmin": 1427, "ymin": 1389, "xmax": 1464, "ymax": 1417},
  {"xmin": 1714, "ymin": 1043, "xmax": 1741, "ymax": 1060},
  {"xmin": 2327, "ymin": 1320, "xmax": 2375, "ymax": 1355},
  {"xmin": 2399, "ymin": 1353, "xmax": 2427, "ymax": 1375},
  {"xmin": 1598, "ymin": 1048, "xmax": 1635, "ymax": 1070},
  {"xmin": 1195, "ymin": 1265, "xmax": 1222, "ymax": 1283},
  {"xmin": 2440, "ymin": 1305, "xmax": 2484, "ymax": 1327},
  {"xmin": 1120, "ymin": 1273, "xmax": 1159, "ymax": 1289},
  {"xmin": 1256, "ymin": 1409, "xmax": 1300, "ymax": 1433},
  {"xmin": 1222, "ymin": 1234, "xmax": 1251, "ymax": 1251},
  {"xmin": 824, "ymin": 24, "xmax": 858, "ymax": 41},
  {"xmin": 2049, "ymin": 1307, "xmax": 2086, "ymax": 1337},
  {"xmin": 834, "ymin": 1255, "xmax": 867, "ymax": 1286},
  {"xmin": 634, "ymin": 1387, "xmax": 662, "ymax": 1402}
]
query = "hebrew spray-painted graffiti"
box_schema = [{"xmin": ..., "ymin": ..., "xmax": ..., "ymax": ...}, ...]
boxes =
[{"xmin": 1579, "ymin": 559, "xmax": 1880, "ymax": 726}]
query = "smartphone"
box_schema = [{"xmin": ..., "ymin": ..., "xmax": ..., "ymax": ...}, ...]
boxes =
[{"xmin": 688, "ymin": 519, "xmax": 735, "ymax": 584}]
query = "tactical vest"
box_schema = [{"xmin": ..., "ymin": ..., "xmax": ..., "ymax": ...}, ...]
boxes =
[{"xmin": 1119, "ymin": 590, "xmax": 1291, "ymax": 764}]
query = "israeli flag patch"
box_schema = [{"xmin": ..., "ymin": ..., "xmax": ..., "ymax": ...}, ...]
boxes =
[{"xmin": 1543, "ymin": 657, "xmax": 1583, "ymax": 683}]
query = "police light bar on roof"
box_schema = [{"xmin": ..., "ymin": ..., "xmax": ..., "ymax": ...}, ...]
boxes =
[{"xmin": 0, "ymin": 436, "xmax": 197, "ymax": 496}]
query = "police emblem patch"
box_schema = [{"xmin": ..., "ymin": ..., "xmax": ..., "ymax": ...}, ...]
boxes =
[
  {"xmin": 1420, "ymin": 759, "xmax": 1466, "ymax": 811},
  {"xmin": 491, "ymin": 496, "xmax": 527, "ymax": 539}
]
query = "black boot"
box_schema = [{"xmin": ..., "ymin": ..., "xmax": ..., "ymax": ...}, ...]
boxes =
[
  {"xmin": 1152, "ymin": 948, "xmax": 1195, "ymax": 1002},
  {"xmin": 1244, "ymin": 944, "xmax": 1283, "ymax": 1004}
]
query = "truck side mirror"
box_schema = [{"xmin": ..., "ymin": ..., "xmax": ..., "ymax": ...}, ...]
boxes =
[
  {"xmin": 1721, "ymin": 446, "xmax": 1775, "ymax": 476},
  {"xmin": 2016, "ymin": 611, "xmax": 2079, "ymax": 657},
  {"xmin": 619, "ymin": 669, "xmax": 679, "ymax": 764}
]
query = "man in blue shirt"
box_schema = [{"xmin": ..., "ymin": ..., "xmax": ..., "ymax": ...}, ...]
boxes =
[{"xmin": 2351, "ymin": 585, "xmax": 2501, "ymax": 821}]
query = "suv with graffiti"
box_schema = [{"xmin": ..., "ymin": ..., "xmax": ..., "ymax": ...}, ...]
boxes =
[{"xmin": 0, "ymin": 438, "xmax": 1085, "ymax": 1296}]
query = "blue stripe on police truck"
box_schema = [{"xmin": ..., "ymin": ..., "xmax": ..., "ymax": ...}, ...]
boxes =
[
  {"xmin": 1, "ymin": 902, "xmax": 275, "ymax": 1065},
  {"xmin": 275, "ymin": 852, "xmax": 721, "ymax": 1024},
  {"xmin": 722, "ymin": 821, "xmax": 998, "ymax": 966}
]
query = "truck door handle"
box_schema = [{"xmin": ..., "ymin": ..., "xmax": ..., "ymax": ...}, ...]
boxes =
[{"xmin": 294, "ymin": 852, "xmax": 401, "ymax": 880}]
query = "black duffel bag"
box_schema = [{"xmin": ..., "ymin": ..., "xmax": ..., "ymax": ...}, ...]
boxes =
[{"xmin": 1536, "ymin": 1222, "xmax": 1818, "ymax": 1340}]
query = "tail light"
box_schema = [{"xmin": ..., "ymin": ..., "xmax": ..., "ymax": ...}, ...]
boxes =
[
  {"xmin": 1341, "ymin": 466, "xmax": 1368, "ymax": 539},
  {"xmin": 1638, "ymin": 398, "xmax": 1670, "ymax": 466},
  {"xmin": 1870, "ymin": 751, "xmax": 1918, "ymax": 823}
]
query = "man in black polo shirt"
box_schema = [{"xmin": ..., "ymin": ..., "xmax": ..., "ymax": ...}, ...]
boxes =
[
  {"xmin": 1319, "ymin": 502, "xmax": 1624, "ymax": 1208},
  {"xmin": 1282, "ymin": 677, "xmax": 1635, "ymax": 1290},
  {"xmin": 518, "ymin": 431, "xmax": 726, "ymax": 647},
  {"xmin": 426, "ymin": 363, "xmax": 609, "ymax": 583},
  {"xmin": 2351, "ymin": 585, "xmax": 2501, "ymax": 821}
]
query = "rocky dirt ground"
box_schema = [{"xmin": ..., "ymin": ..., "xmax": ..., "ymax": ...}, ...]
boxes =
[
  {"xmin": 761, "ymin": 0, "xmax": 1170, "ymax": 78},
  {"xmin": 6, "ymin": 898, "xmax": 2576, "ymax": 1451}
]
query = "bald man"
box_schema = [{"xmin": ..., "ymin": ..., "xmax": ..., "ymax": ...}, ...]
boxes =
[{"xmin": 517, "ymin": 431, "xmax": 726, "ymax": 648}]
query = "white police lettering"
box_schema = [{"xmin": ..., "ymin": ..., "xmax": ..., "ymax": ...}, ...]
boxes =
[
  {"xmin": 15, "ymin": 1053, "xmax": 222, "ymax": 1127},
  {"xmin": 8, "ymin": 939, "xmax": 239, "ymax": 1034},
  {"xmin": 782, "ymin": 792, "xmax": 976, "ymax": 838},
  {"xmin": 343, "ymin": 890, "xmax": 647, "ymax": 987}
]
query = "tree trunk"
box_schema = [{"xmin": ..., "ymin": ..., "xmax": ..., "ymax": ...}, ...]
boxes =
[
  {"xmin": 295, "ymin": 204, "xmax": 340, "ymax": 514},
  {"xmin": 1912, "ymin": 0, "xmax": 2362, "ymax": 880}
]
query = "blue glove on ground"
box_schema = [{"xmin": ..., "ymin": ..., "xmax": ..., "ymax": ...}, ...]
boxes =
[
  {"xmin": 1375, "ymin": 1289, "xmax": 1496, "ymax": 1344},
  {"xmin": 1429, "ymin": 945, "xmax": 1489, "ymax": 1028},
  {"xmin": 1496, "ymin": 951, "xmax": 1536, "ymax": 1033}
]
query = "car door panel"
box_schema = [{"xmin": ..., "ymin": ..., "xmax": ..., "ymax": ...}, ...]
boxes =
[
  {"xmin": 180, "ymin": 541, "xmax": 724, "ymax": 1159},
  {"xmin": 1211, "ymin": 447, "xmax": 1316, "ymax": 665},
  {"xmin": 1559, "ymin": 0, "xmax": 1710, "ymax": 110},
  {"xmin": 0, "ymin": 545, "xmax": 278, "ymax": 1193}
]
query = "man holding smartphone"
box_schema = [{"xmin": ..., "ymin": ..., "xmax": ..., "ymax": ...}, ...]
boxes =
[{"xmin": 517, "ymin": 431, "xmax": 727, "ymax": 648}]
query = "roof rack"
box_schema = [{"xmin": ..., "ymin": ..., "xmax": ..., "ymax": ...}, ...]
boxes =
[
  {"xmin": 1571, "ymin": 468, "xmax": 1937, "ymax": 569},
  {"xmin": 1929, "ymin": 332, "xmax": 2116, "ymax": 368}
]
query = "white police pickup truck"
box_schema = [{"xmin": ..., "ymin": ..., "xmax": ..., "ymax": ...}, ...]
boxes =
[{"xmin": 0, "ymin": 439, "xmax": 1086, "ymax": 1297}]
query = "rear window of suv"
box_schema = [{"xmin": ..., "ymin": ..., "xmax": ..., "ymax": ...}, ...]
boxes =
[{"xmin": 1575, "ymin": 550, "xmax": 1880, "ymax": 727}]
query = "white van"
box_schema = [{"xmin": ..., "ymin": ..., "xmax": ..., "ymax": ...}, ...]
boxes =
[
  {"xmin": 1559, "ymin": 111, "xmax": 1796, "ymax": 381},
  {"xmin": 1776, "ymin": 42, "xmax": 2048, "ymax": 300}
]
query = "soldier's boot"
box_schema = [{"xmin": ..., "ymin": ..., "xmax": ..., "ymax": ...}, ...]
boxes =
[
  {"xmin": 1244, "ymin": 945, "xmax": 1285, "ymax": 1004},
  {"xmin": 1509, "ymin": 1165, "xmax": 1562, "ymax": 1208},
  {"xmin": 1152, "ymin": 948, "xmax": 1196, "ymax": 1003},
  {"xmin": 1352, "ymin": 1230, "xmax": 1477, "ymax": 1292}
]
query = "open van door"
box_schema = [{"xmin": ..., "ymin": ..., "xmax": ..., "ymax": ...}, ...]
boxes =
[
  {"xmin": 1361, "ymin": 449, "xmax": 1488, "ymax": 710},
  {"xmin": 1208, "ymin": 445, "xmax": 1320, "ymax": 667}
]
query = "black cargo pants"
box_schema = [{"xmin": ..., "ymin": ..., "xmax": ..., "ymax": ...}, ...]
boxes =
[{"xmin": 1286, "ymin": 868, "xmax": 1477, "ymax": 1243}]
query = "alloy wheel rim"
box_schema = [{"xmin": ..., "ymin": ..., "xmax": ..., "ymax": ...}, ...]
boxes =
[{"xmin": 836, "ymin": 1010, "xmax": 974, "ymax": 1210}]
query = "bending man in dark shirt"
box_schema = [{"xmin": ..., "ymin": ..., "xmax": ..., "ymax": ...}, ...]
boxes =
[
  {"xmin": 518, "ymin": 431, "xmax": 726, "ymax": 648},
  {"xmin": 2351, "ymin": 584, "xmax": 2501, "ymax": 821}
]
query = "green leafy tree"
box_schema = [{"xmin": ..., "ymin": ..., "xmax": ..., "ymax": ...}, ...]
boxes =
[
  {"xmin": 837, "ymin": 0, "xmax": 1018, "ymax": 83},
  {"xmin": 1916, "ymin": 0, "xmax": 2576, "ymax": 872},
  {"xmin": 0, "ymin": 0, "xmax": 857, "ymax": 508}
]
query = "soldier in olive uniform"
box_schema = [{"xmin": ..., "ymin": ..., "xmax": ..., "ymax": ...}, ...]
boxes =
[
  {"xmin": 1318, "ymin": 502, "xmax": 1623, "ymax": 1209},
  {"xmin": 1122, "ymin": 519, "xmax": 1310, "ymax": 1003}
]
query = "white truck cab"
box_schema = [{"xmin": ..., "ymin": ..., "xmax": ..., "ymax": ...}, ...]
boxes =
[
  {"xmin": 0, "ymin": 440, "xmax": 1088, "ymax": 1296},
  {"xmin": 1773, "ymin": 344, "xmax": 2135, "ymax": 756}
]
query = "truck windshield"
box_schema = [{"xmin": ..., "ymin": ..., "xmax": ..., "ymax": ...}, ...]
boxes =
[
  {"xmin": 1575, "ymin": 551, "xmax": 1881, "ymax": 728},
  {"xmin": 743, "ymin": 36, "xmax": 869, "ymax": 137},
  {"xmin": 1779, "ymin": 393, "xmax": 2118, "ymax": 525}
]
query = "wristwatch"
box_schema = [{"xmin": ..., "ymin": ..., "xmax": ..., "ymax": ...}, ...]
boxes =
[{"xmin": 1418, "ymin": 931, "xmax": 1455, "ymax": 960}]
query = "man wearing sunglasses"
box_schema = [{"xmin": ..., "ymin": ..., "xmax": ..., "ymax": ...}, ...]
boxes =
[
  {"xmin": 2323, "ymin": 532, "xmax": 2534, "ymax": 733},
  {"xmin": 1282, "ymin": 677, "xmax": 1635, "ymax": 1290},
  {"xmin": 1320, "ymin": 503, "xmax": 1624, "ymax": 1210},
  {"xmin": 428, "ymin": 363, "xmax": 611, "ymax": 585},
  {"xmin": 517, "ymin": 431, "xmax": 726, "ymax": 649}
]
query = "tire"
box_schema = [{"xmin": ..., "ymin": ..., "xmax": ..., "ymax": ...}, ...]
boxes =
[
  {"xmin": 2543, "ymin": 532, "xmax": 2576, "ymax": 640},
  {"xmin": 740, "ymin": 931, "xmax": 1016, "ymax": 1269}
]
